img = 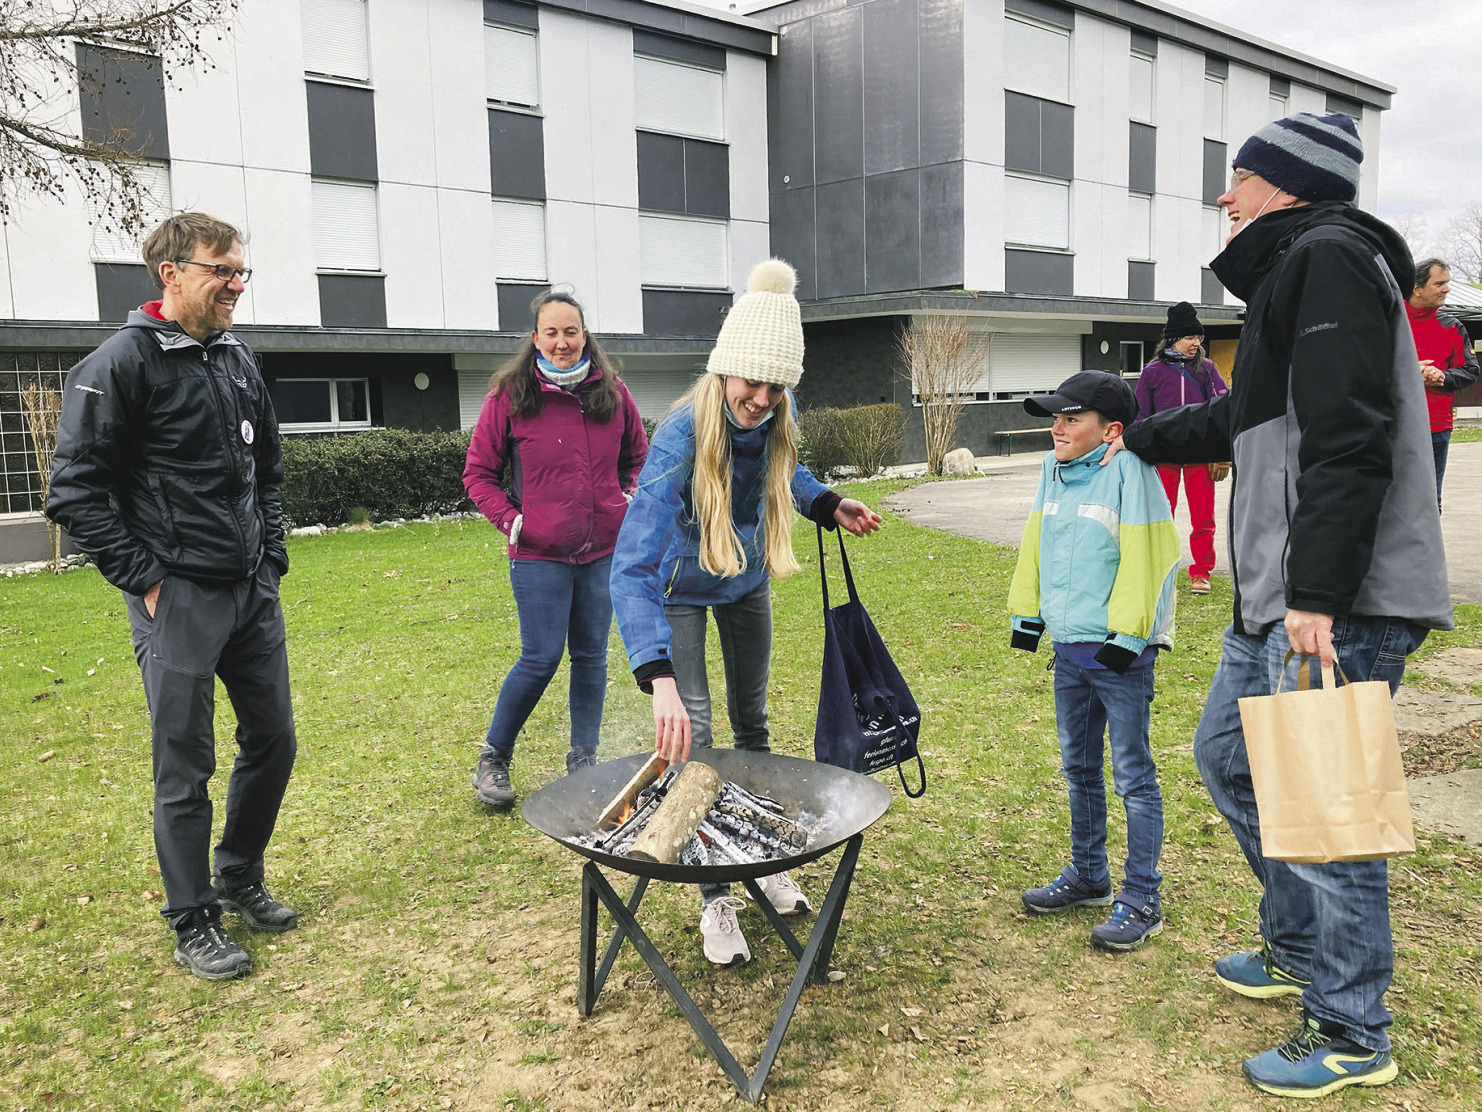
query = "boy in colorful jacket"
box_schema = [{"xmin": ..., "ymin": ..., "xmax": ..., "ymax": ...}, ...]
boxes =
[{"xmin": 1008, "ymin": 370, "xmax": 1180, "ymax": 952}]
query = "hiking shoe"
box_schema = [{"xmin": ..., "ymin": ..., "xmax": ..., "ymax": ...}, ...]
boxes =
[
  {"xmin": 1216, "ymin": 945, "xmax": 1310, "ymax": 999},
  {"xmin": 565, "ymin": 751, "xmax": 598, "ymax": 775},
  {"xmin": 1089, "ymin": 900, "xmax": 1163, "ymax": 952},
  {"xmin": 1190, "ymin": 576, "xmax": 1211, "ymax": 595},
  {"xmin": 174, "ymin": 918, "xmax": 251, "ymax": 981},
  {"xmin": 1242, "ymin": 1012, "xmax": 1398, "ymax": 1098},
  {"xmin": 217, "ymin": 880, "xmax": 298, "ymax": 932},
  {"xmin": 473, "ymin": 751, "xmax": 515, "ymax": 808},
  {"xmin": 699, "ymin": 897, "xmax": 751, "ymax": 966},
  {"xmin": 1022, "ymin": 866, "xmax": 1113, "ymax": 915},
  {"xmin": 757, "ymin": 871, "xmax": 811, "ymax": 916}
]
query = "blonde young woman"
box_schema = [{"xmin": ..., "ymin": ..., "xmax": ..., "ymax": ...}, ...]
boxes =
[{"xmin": 610, "ymin": 259, "xmax": 881, "ymax": 966}]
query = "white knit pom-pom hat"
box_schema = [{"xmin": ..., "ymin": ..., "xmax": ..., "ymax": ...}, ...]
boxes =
[{"xmin": 705, "ymin": 258, "xmax": 805, "ymax": 390}]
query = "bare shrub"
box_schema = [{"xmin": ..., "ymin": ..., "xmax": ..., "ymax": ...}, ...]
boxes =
[
  {"xmin": 835, "ymin": 403, "xmax": 904, "ymax": 478},
  {"xmin": 898, "ymin": 316, "xmax": 979, "ymax": 475},
  {"xmin": 22, "ymin": 381, "xmax": 64, "ymax": 571}
]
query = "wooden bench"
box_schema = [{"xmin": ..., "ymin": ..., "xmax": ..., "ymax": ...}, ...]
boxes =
[{"xmin": 994, "ymin": 427, "xmax": 1052, "ymax": 456}]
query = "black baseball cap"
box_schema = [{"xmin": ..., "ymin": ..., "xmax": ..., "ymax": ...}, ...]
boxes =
[{"xmin": 1024, "ymin": 370, "xmax": 1137, "ymax": 426}]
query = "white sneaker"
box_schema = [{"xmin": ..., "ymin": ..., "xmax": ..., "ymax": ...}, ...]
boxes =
[
  {"xmin": 699, "ymin": 897, "xmax": 751, "ymax": 966},
  {"xmin": 757, "ymin": 871, "xmax": 812, "ymax": 916}
]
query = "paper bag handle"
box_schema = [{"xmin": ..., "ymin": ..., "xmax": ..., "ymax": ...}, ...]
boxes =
[{"xmin": 1279, "ymin": 650, "xmax": 1351, "ymax": 693}]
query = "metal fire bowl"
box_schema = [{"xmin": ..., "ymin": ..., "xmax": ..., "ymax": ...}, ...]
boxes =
[{"xmin": 522, "ymin": 749, "xmax": 892, "ymax": 884}]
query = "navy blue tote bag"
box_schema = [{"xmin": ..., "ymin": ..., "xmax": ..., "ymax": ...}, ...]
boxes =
[{"xmin": 813, "ymin": 524, "xmax": 926, "ymax": 797}]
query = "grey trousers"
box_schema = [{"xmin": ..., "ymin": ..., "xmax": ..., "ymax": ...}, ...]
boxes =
[{"xmin": 125, "ymin": 562, "xmax": 297, "ymax": 928}]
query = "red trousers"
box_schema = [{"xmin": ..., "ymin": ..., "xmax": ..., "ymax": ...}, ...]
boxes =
[{"xmin": 1157, "ymin": 463, "xmax": 1216, "ymax": 579}]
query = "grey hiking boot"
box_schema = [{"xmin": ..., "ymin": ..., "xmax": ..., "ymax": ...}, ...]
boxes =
[
  {"xmin": 216, "ymin": 879, "xmax": 298, "ymax": 932},
  {"xmin": 473, "ymin": 751, "xmax": 515, "ymax": 808},
  {"xmin": 565, "ymin": 750, "xmax": 598, "ymax": 775},
  {"xmin": 174, "ymin": 915, "xmax": 251, "ymax": 981}
]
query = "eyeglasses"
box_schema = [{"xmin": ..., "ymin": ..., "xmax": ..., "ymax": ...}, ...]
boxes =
[
  {"xmin": 1228, "ymin": 168, "xmax": 1255, "ymax": 192},
  {"xmin": 175, "ymin": 259, "xmax": 253, "ymax": 285}
]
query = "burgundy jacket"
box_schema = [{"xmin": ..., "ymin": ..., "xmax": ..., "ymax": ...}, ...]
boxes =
[{"xmin": 463, "ymin": 369, "xmax": 648, "ymax": 564}]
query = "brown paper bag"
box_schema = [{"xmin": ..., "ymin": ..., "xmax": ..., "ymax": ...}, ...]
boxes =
[{"xmin": 1238, "ymin": 651, "xmax": 1414, "ymax": 864}]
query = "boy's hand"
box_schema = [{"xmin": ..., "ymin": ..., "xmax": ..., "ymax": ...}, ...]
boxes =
[{"xmin": 1098, "ymin": 436, "xmax": 1126, "ymax": 466}]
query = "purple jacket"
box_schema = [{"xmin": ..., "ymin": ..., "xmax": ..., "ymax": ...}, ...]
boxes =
[
  {"xmin": 463, "ymin": 370, "xmax": 649, "ymax": 564},
  {"xmin": 1133, "ymin": 354, "xmax": 1228, "ymax": 423}
]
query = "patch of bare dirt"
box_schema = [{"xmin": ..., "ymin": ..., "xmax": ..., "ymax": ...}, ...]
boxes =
[{"xmin": 1401, "ymin": 719, "xmax": 1482, "ymax": 779}]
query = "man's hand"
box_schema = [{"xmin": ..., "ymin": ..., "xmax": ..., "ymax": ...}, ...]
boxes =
[
  {"xmin": 1420, "ymin": 360, "xmax": 1446, "ymax": 387},
  {"xmin": 1285, "ymin": 609, "xmax": 1335, "ymax": 665},
  {"xmin": 835, "ymin": 498, "xmax": 883, "ymax": 536},
  {"xmin": 1098, "ymin": 435, "xmax": 1127, "ymax": 466},
  {"xmin": 650, "ymin": 676, "xmax": 692, "ymax": 763},
  {"xmin": 144, "ymin": 580, "xmax": 162, "ymax": 618}
]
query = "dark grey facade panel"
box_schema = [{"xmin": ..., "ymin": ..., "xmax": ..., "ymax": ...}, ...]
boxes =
[
  {"xmin": 770, "ymin": 187, "xmax": 818, "ymax": 301},
  {"xmin": 814, "ymin": 179, "xmax": 865, "ymax": 298},
  {"xmin": 1202, "ymin": 138, "xmax": 1226, "ymax": 205},
  {"xmin": 307, "ymin": 82, "xmax": 379, "ymax": 182},
  {"xmin": 1204, "ymin": 55, "xmax": 1229, "ymax": 78},
  {"xmin": 861, "ymin": 0, "xmax": 919, "ymax": 177},
  {"xmin": 1201, "ymin": 267, "xmax": 1225, "ymax": 306},
  {"xmin": 488, "ymin": 109, "xmax": 547, "ymax": 200},
  {"xmin": 1130, "ymin": 29, "xmax": 1157, "ymax": 55},
  {"xmin": 1040, "ymin": 100, "xmax": 1074, "ymax": 179},
  {"xmin": 540, "ymin": 0, "xmax": 773, "ymax": 56},
  {"xmin": 1004, "ymin": 92, "xmax": 1042, "ymax": 175},
  {"xmin": 1129, "ymin": 122, "xmax": 1156, "ymax": 193},
  {"xmin": 497, "ymin": 282, "xmax": 552, "ymax": 330},
  {"xmin": 319, "ymin": 274, "xmax": 388, "ymax": 328},
  {"xmin": 768, "ymin": 18, "xmax": 814, "ymax": 191},
  {"xmin": 76, "ymin": 45, "xmax": 170, "ymax": 159},
  {"xmin": 484, "ymin": 0, "xmax": 538, "ymax": 29},
  {"xmin": 632, "ymin": 28, "xmax": 726, "ymax": 69},
  {"xmin": 864, "ymin": 170, "xmax": 921, "ymax": 294},
  {"xmin": 637, "ymin": 131, "xmax": 687, "ymax": 212},
  {"xmin": 1270, "ymin": 75, "xmax": 1291, "ymax": 97},
  {"xmin": 1128, "ymin": 260, "xmax": 1155, "ymax": 302},
  {"xmin": 1003, "ymin": 0, "xmax": 1074, "ymax": 31},
  {"xmin": 812, "ymin": 6, "xmax": 865, "ymax": 185},
  {"xmin": 794, "ymin": 316, "xmax": 903, "ymax": 412},
  {"xmin": 1325, "ymin": 92, "xmax": 1363, "ymax": 118},
  {"xmin": 1005, "ymin": 248, "xmax": 1074, "ymax": 296},
  {"xmin": 917, "ymin": 0, "xmax": 965, "ymax": 165},
  {"xmin": 684, "ymin": 139, "xmax": 730, "ymax": 219},
  {"xmin": 919, "ymin": 162, "xmax": 963, "ymax": 289},
  {"xmin": 94, "ymin": 264, "xmax": 156, "ymax": 325},
  {"xmin": 642, "ymin": 289, "xmax": 732, "ymax": 337}
]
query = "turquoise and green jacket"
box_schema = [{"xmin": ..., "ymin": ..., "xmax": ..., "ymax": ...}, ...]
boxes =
[{"xmin": 1008, "ymin": 442, "xmax": 1179, "ymax": 673}]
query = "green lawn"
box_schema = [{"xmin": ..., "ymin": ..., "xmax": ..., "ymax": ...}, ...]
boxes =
[{"xmin": 3, "ymin": 480, "xmax": 1479, "ymax": 1111}]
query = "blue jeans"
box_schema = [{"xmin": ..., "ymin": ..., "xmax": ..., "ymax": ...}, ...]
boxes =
[
  {"xmin": 1193, "ymin": 617, "xmax": 1428, "ymax": 1052},
  {"xmin": 1432, "ymin": 429, "xmax": 1450, "ymax": 511},
  {"xmin": 482, "ymin": 555, "xmax": 613, "ymax": 763},
  {"xmin": 1053, "ymin": 655, "xmax": 1163, "ymax": 909}
]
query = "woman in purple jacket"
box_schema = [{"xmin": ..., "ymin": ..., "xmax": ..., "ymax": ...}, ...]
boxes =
[
  {"xmin": 463, "ymin": 290, "xmax": 649, "ymax": 808},
  {"xmin": 1133, "ymin": 302, "xmax": 1228, "ymax": 595}
]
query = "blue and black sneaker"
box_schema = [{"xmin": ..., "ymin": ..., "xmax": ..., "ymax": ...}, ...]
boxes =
[
  {"xmin": 1243, "ymin": 1012, "xmax": 1398, "ymax": 1098},
  {"xmin": 1089, "ymin": 900, "xmax": 1163, "ymax": 952},
  {"xmin": 1021, "ymin": 866, "xmax": 1113, "ymax": 915},
  {"xmin": 1216, "ymin": 945, "xmax": 1310, "ymax": 999}
]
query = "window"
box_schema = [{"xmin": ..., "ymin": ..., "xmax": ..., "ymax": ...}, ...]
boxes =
[
  {"xmin": 1203, "ymin": 205, "xmax": 1226, "ymax": 256},
  {"xmin": 1, "ymin": 354, "xmax": 75, "ymax": 516},
  {"xmin": 942, "ymin": 331, "xmax": 1080, "ymax": 400},
  {"xmin": 1202, "ymin": 139, "xmax": 1227, "ymax": 206},
  {"xmin": 313, "ymin": 179, "xmax": 380, "ymax": 271},
  {"xmin": 638, "ymin": 214, "xmax": 728, "ymax": 288},
  {"xmin": 301, "ymin": 0, "xmax": 370, "ymax": 82},
  {"xmin": 1129, "ymin": 53, "xmax": 1154, "ymax": 123},
  {"xmin": 1120, "ymin": 340, "xmax": 1145, "ymax": 376},
  {"xmin": 1005, "ymin": 92, "xmax": 1074, "ymax": 180},
  {"xmin": 491, "ymin": 199, "xmax": 547, "ymax": 281},
  {"xmin": 1005, "ymin": 174, "xmax": 1069, "ymax": 251},
  {"xmin": 1127, "ymin": 192, "xmax": 1151, "ymax": 261},
  {"xmin": 1004, "ymin": 15, "xmax": 1070, "ymax": 104},
  {"xmin": 1269, "ymin": 94, "xmax": 1288, "ymax": 119},
  {"xmin": 485, "ymin": 24, "xmax": 538, "ymax": 108},
  {"xmin": 272, "ymin": 378, "xmax": 372, "ymax": 431},
  {"xmin": 1203, "ymin": 76, "xmax": 1225, "ymax": 139},
  {"xmin": 634, "ymin": 55, "xmax": 723, "ymax": 141},
  {"xmin": 88, "ymin": 161, "xmax": 172, "ymax": 262}
]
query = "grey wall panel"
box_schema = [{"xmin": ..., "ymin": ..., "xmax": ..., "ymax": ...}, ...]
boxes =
[
  {"xmin": 1202, "ymin": 138, "xmax": 1226, "ymax": 205},
  {"xmin": 770, "ymin": 187, "xmax": 818, "ymax": 301},
  {"xmin": 1130, "ymin": 29, "xmax": 1157, "ymax": 55},
  {"xmin": 1205, "ymin": 55, "xmax": 1229, "ymax": 78},
  {"xmin": 1128, "ymin": 260, "xmax": 1155, "ymax": 301},
  {"xmin": 862, "ymin": 0, "xmax": 919, "ymax": 176},
  {"xmin": 815, "ymin": 179, "xmax": 865, "ymax": 298},
  {"xmin": 920, "ymin": 162, "xmax": 963, "ymax": 288},
  {"xmin": 684, "ymin": 139, "xmax": 730, "ymax": 219},
  {"xmin": 1129, "ymin": 122, "xmax": 1156, "ymax": 193},
  {"xmin": 1041, "ymin": 100, "xmax": 1075, "ymax": 180},
  {"xmin": 633, "ymin": 29, "xmax": 726, "ymax": 69},
  {"xmin": 637, "ymin": 131, "xmax": 686, "ymax": 213},
  {"xmin": 812, "ymin": 7, "xmax": 864, "ymax": 185},
  {"xmin": 1270, "ymin": 75, "xmax": 1291, "ymax": 97},
  {"xmin": 1004, "ymin": 92, "xmax": 1041, "ymax": 174},
  {"xmin": 497, "ymin": 282, "xmax": 552, "ymax": 331},
  {"xmin": 1004, "ymin": 0, "xmax": 1073, "ymax": 30},
  {"xmin": 318, "ymin": 274, "xmax": 388, "ymax": 328},
  {"xmin": 768, "ymin": 18, "xmax": 815, "ymax": 191},
  {"xmin": 1325, "ymin": 92, "xmax": 1363, "ymax": 118},
  {"xmin": 1201, "ymin": 267, "xmax": 1225, "ymax": 306},
  {"xmin": 918, "ymin": 0, "xmax": 964, "ymax": 165},
  {"xmin": 489, "ymin": 109, "xmax": 546, "ymax": 200},
  {"xmin": 1005, "ymin": 249, "xmax": 1073, "ymax": 296},
  {"xmin": 484, "ymin": 0, "xmax": 538, "ymax": 29},
  {"xmin": 794, "ymin": 315, "xmax": 903, "ymax": 411},
  {"xmin": 94, "ymin": 264, "xmax": 156, "ymax": 324},
  {"xmin": 642, "ymin": 290, "xmax": 732, "ymax": 337},
  {"xmin": 307, "ymin": 82, "xmax": 379, "ymax": 181},
  {"xmin": 76, "ymin": 46, "xmax": 169, "ymax": 159},
  {"xmin": 865, "ymin": 169, "xmax": 920, "ymax": 294}
]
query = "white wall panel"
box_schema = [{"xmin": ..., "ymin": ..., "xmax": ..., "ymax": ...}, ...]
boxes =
[
  {"xmin": 232, "ymin": 0, "xmax": 313, "ymax": 174},
  {"xmin": 439, "ymin": 190, "xmax": 497, "ymax": 330},
  {"xmin": 4, "ymin": 183, "xmax": 96, "ymax": 321},
  {"xmin": 427, "ymin": 0, "xmax": 493, "ymax": 192},
  {"xmin": 381, "ymin": 184, "xmax": 446, "ymax": 327},
  {"xmin": 729, "ymin": 219, "xmax": 769, "ymax": 292},
  {"xmin": 1153, "ymin": 195, "xmax": 1213, "ymax": 304},
  {"xmin": 1071, "ymin": 16, "xmax": 1121, "ymax": 188},
  {"xmin": 242, "ymin": 169, "xmax": 319, "ymax": 326},
  {"xmin": 592, "ymin": 205, "xmax": 643, "ymax": 334},
  {"xmin": 726, "ymin": 53, "xmax": 769, "ymax": 223},
  {"xmin": 0, "ymin": 226, "xmax": 15, "ymax": 317},
  {"xmin": 1071, "ymin": 181, "xmax": 1120, "ymax": 298},
  {"xmin": 1226, "ymin": 64, "xmax": 1272, "ymax": 170},
  {"xmin": 1154, "ymin": 42, "xmax": 1207, "ymax": 205},
  {"xmin": 962, "ymin": 160, "xmax": 1004, "ymax": 293},
  {"xmin": 1358, "ymin": 108, "xmax": 1380, "ymax": 211},
  {"xmin": 1287, "ymin": 83, "xmax": 1326, "ymax": 117},
  {"xmin": 166, "ymin": 162, "xmax": 254, "ymax": 320},
  {"xmin": 545, "ymin": 200, "xmax": 604, "ymax": 329},
  {"xmin": 372, "ymin": 0, "xmax": 438, "ymax": 187},
  {"xmin": 962, "ymin": 0, "xmax": 1003, "ymax": 166},
  {"xmin": 164, "ymin": 55, "xmax": 245, "ymax": 168},
  {"xmin": 541, "ymin": 12, "xmax": 637, "ymax": 208}
]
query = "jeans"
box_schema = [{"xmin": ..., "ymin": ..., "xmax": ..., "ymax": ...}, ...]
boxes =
[
  {"xmin": 1193, "ymin": 616, "xmax": 1428, "ymax": 1052},
  {"xmin": 666, "ymin": 580, "xmax": 772, "ymax": 901},
  {"xmin": 1053, "ymin": 655, "xmax": 1163, "ymax": 908},
  {"xmin": 482, "ymin": 555, "xmax": 613, "ymax": 764},
  {"xmin": 1157, "ymin": 463, "xmax": 1217, "ymax": 579},
  {"xmin": 1432, "ymin": 429, "xmax": 1450, "ymax": 511}
]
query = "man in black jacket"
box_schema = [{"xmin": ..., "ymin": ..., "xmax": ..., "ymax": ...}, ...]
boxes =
[
  {"xmin": 1111, "ymin": 115, "xmax": 1452, "ymax": 1097},
  {"xmin": 48, "ymin": 213, "xmax": 298, "ymax": 981}
]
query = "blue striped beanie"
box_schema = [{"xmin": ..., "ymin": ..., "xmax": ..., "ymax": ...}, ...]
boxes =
[{"xmin": 1232, "ymin": 112, "xmax": 1363, "ymax": 203}]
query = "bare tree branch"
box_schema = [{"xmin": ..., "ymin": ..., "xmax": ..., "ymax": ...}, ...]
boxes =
[
  {"xmin": 898, "ymin": 316, "xmax": 981, "ymax": 476},
  {"xmin": 1442, "ymin": 202, "xmax": 1482, "ymax": 286}
]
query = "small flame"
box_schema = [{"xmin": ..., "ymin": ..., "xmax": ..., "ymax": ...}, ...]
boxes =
[{"xmin": 611, "ymin": 800, "xmax": 635, "ymax": 826}]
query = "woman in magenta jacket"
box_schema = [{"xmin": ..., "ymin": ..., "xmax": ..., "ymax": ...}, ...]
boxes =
[
  {"xmin": 463, "ymin": 290, "xmax": 649, "ymax": 807},
  {"xmin": 1133, "ymin": 302, "xmax": 1228, "ymax": 595}
]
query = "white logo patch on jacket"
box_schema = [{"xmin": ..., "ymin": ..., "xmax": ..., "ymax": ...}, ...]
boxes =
[{"xmin": 241, "ymin": 420, "xmax": 254, "ymax": 445}]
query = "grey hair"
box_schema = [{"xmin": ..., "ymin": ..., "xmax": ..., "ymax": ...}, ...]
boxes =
[{"xmin": 1414, "ymin": 257, "xmax": 1450, "ymax": 289}]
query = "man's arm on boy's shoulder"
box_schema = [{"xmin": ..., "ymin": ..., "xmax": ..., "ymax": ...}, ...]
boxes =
[{"xmin": 1111, "ymin": 393, "xmax": 1233, "ymax": 467}]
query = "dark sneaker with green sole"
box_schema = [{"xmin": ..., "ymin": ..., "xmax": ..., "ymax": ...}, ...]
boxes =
[
  {"xmin": 1022, "ymin": 866, "xmax": 1113, "ymax": 915},
  {"xmin": 174, "ymin": 918, "xmax": 251, "ymax": 981},
  {"xmin": 217, "ymin": 880, "xmax": 298, "ymax": 932},
  {"xmin": 1216, "ymin": 946, "xmax": 1310, "ymax": 999},
  {"xmin": 1243, "ymin": 1012, "xmax": 1398, "ymax": 1098}
]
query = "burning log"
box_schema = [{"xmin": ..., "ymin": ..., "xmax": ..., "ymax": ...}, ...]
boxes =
[
  {"xmin": 597, "ymin": 752, "xmax": 669, "ymax": 826},
  {"xmin": 628, "ymin": 761, "xmax": 723, "ymax": 864}
]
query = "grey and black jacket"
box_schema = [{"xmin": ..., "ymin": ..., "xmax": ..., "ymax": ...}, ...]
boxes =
[
  {"xmin": 47, "ymin": 308, "xmax": 288, "ymax": 596},
  {"xmin": 1122, "ymin": 201, "xmax": 1453, "ymax": 635}
]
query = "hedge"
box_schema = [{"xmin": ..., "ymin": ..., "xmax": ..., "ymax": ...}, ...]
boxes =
[
  {"xmin": 281, "ymin": 428, "xmax": 474, "ymax": 528},
  {"xmin": 798, "ymin": 403, "xmax": 904, "ymax": 481}
]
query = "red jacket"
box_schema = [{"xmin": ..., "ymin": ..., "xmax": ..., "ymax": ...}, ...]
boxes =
[
  {"xmin": 463, "ymin": 370, "xmax": 648, "ymax": 563},
  {"xmin": 1407, "ymin": 302, "xmax": 1479, "ymax": 433}
]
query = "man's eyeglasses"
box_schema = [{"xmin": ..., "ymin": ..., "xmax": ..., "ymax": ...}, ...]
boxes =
[
  {"xmin": 175, "ymin": 259, "xmax": 253, "ymax": 285},
  {"xmin": 1228, "ymin": 168, "xmax": 1255, "ymax": 192}
]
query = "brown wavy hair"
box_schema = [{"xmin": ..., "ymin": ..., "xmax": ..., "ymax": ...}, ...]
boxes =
[{"xmin": 488, "ymin": 290, "xmax": 623, "ymax": 422}]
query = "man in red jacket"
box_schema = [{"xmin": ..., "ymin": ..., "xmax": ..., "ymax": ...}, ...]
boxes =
[{"xmin": 1408, "ymin": 257, "xmax": 1479, "ymax": 510}]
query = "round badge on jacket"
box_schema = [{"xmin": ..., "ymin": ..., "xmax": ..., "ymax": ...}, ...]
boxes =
[{"xmin": 241, "ymin": 420, "xmax": 254, "ymax": 445}]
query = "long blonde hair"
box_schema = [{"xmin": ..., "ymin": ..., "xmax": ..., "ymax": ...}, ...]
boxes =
[{"xmin": 676, "ymin": 374, "xmax": 802, "ymax": 580}]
